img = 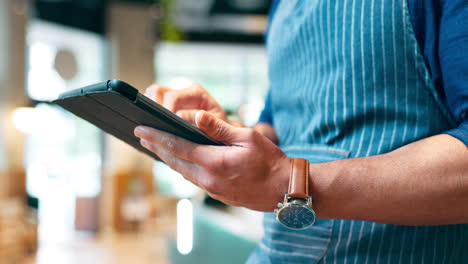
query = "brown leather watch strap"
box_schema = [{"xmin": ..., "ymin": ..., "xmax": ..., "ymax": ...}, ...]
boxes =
[{"xmin": 288, "ymin": 158, "xmax": 309, "ymax": 199}]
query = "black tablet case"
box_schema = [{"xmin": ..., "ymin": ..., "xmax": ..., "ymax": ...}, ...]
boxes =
[{"xmin": 53, "ymin": 79, "xmax": 224, "ymax": 160}]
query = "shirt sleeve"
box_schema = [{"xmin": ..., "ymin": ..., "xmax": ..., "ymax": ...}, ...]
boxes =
[
  {"xmin": 257, "ymin": 1, "xmax": 279, "ymax": 125},
  {"xmin": 257, "ymin": 89, "xmax": 273, "ymax": 125},
  {"xmin": 439, "ymin": 0, "xmax": 468, "ymax": 146}
]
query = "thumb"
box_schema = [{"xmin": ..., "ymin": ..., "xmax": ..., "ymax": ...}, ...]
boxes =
[
  {"xmin": 176, "ymin": 109, "xmax": 198, "ymax": 125},
  {"xmin": 195, "ymin": 110, "xmax": 244, "ymax": 143}
]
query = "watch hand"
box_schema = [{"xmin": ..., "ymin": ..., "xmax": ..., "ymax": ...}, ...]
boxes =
[
  {"xmin": 296, "ymin": 208, "xmax": 304, "ymax": 219},
  {"xmin": 293, "ymin": 207, "xmax": 302, "ymax": 218}
]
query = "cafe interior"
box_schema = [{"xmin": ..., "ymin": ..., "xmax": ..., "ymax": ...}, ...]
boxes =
[{"xmin": 0, "ymin": 0, "xmax": 271, "ymax": 263}]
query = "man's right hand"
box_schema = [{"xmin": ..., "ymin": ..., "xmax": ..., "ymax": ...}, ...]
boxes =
[
  {"xmin": 144, "ymin": 83, "xmax": 229, "ymax": 125},
  {"xmin": 145, "ymin": 83, "xmax": 278, "ymax": 143}
]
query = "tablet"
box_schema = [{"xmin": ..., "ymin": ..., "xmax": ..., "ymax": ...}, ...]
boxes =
[{"xmin": 53, "ymin": 79, "xmax": 225, "ymax": 160}]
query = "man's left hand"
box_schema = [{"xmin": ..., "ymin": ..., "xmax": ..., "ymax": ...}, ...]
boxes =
[{"xmin": 134, "ymin": 110, "xmax": 290, "ymax": 211}]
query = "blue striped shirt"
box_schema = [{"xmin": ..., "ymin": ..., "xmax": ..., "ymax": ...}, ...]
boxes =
[
  {"xmin": 248, "ymin": 1, "xmax": 468, "ymax": 263},
  {"xmin": 260, "ymin": 0, "xmax": 468, "ymax": 146}
]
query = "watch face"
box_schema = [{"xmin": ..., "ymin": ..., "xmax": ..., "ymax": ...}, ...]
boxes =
[{"xmin": 277, "ymin": 204, "xmax": 316, "ymax": 230}]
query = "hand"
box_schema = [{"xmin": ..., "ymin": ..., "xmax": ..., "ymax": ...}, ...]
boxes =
[
  {"xmin": 134, "ymin": 110, "xmax": 290, "ymax": 211},
  {"xmin": 144, "ymin": 83, "xmax": 230, "ymax": 125}
]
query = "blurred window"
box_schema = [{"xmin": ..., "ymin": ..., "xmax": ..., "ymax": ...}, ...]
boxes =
[
  {"xmin": 155, "ymin": 42, "xmax": 268, "ymax": 125},
  {"xmin": 0, "ymin": 2, "xmax": 8, "ymax": 171},
  {"xmin": 24, "ymin": 20, "xmax": 106, "ymax": 242},
  {"xmin": 27, "ymin": 20, "xmax": 106, "ymax": 101}
]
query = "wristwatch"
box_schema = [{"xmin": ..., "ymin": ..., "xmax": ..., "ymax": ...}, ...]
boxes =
[{"xmin": 275, "ymin": 158, "xmax": 316, "ymax": 230}]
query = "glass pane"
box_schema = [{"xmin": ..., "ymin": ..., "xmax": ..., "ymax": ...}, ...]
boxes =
[
  {"xmin": 26, "ymin": 20, "xmax": 106, "ymax": 101},
  {"xmin": 24, "ymin": 19, "xmax": 106, "ymax": 242},
  {"xmin": 24, "ymin": 104, "xmax": 102, "ymax": 198},
  {"xmin": 155, "ymin": 42, "xmax": 268, "ymax": 115}
]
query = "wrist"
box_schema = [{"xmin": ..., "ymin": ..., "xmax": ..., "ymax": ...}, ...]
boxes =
[
  {"xmin": 308, "ymin": 160, "xmax": 352, "ymax": 220},
  {"xmin": 266, "ymin": 155, "xmax": 291, "ymax": 211},
  {"xmin": 253, "ymin": 123, "xmax": 279, "ymax": 144}
]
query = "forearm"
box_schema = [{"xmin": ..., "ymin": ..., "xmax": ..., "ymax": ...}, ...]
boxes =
[{"xmin": 311, "ymin": 134, "xmax": 468, "ymax": 225}]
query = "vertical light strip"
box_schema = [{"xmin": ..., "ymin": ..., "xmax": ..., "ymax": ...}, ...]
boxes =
[
  {"xmin": 332, "ymin": 0, "xmax": 340, "ymax": 137},
  {"xmin": 333, "ymin": 220, "xmax": 344, "ymax": 264},
  {"xmin": 397, "ymin": 228, "xmax": 408, "ymax": 264},
  {"xmin": 315, "ymin": 0, "xmax": 326, "ymax": 140},
  {"xmin": 177, "ymin": 199, "xmax": 193, "ymax": 255},
  {"xmin": 365, "ymin": 0, "xmax": 377, "ymax": 157},
  {"xmin": 323, "ymin": 0, "xmax": 332, "ymax": 137},
  {"xmin": 376, "ymin": 0, "xmax": 389, "ymax": 154},
  {"xmin": 302, "ymin": 1, "xmax": 317, "ymax": 141},
  {"xmin": 309, "ymin": 0, "xmax": 323, "ymax": 141},
  {"xmin": 348, "ymin": 0, "xmax": 357, "ymax": 151},
  {"xmin": 339, "ymin": 0, "xmax": 349, "ymax": 150},
  {"xmin": 388, "ymin": 0, "xmax": 399, "ymax": 150},
  {"xmin": 355, "ymin": 0, "xmax": 368, "ymax": 157},
  {"xmin": 291, "ymin": 1, "xmax": 306, "ymax": 141},
  {"xmin": 441, "ymin": 226, "xmax": 448, "ymax": 264}
]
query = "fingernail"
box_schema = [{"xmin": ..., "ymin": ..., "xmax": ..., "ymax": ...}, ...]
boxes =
[
  {"xmin": 196, "ymin": 110, "xmax": 206, "ymax": 127},
  {"xmin": 140, "ymin": 139, "xmax": 149, "ymax": 148},
  {"xmin": 134, "ymin": 126, "xmax": 145, "ymax": 137}
]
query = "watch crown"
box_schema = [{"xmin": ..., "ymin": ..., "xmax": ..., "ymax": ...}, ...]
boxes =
[{"xmin": 277, "ymin": 203, "xmax": 283, "ymax": 208}]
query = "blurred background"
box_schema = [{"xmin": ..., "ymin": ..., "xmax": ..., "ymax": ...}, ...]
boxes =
[{"xmin": 0, "ymin": 0, "xmax": 271, "ymax": 263}]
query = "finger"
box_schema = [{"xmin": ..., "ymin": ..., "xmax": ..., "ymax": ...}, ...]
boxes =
[
  {"xmin": 195, "ymin": 110, "xmax": 248, "ymax": 143},
  {"xmin": 163, "ymin": 84, "xmax": 206, "ymax": 112},
  {"xmin": 176, "ymin": 109, "xmax": 199, "ymax": 125},
  {"xmin": 135, "ymin": 126, "xmax": 224, "ymax": 167},
  {"xmin": 140, "ymin": 139, "xmax": 202, "ymax": 183},
  {"xmin": 141, "ymin": 139, "xmax": 223, "ymax": 192},
  {"xmin": 145, "ymin": 84, "xmax": 171, "ymax": 104},
  {"xmin": 207, "ymin": 193, "xmax": 243, "ymax": 207}
]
